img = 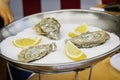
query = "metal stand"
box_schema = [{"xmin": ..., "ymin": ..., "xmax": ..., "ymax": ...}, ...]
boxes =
[
  {"xmin": 75, "ymin": 70, "xmax": 79, "ymax": 80},
  {"xmin": 88, "ymin": 65, "xmax": 93, "ymax": 80},
  {"xmin": 7, "ymin": 63, "xmax": 13, "ymax": 80},
  {"xmin": 7, "ymin": 63, "xmax": 93, "ymax": 80},
  {"xmin": 38, "ymin": 72, "xmax": 41, "ymax": 80},
  {"xmin": 37, "ymin": 66, "xmax": 93, "ymax": 80},
  {"xmin": 74, "ymin": 66, "xmax": 93, "ymax": 80}
]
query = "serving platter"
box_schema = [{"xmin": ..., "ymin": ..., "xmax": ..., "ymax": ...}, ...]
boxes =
[{"xmin": 0, "ymin": 9, "xmax": 120, "ymax": 72}]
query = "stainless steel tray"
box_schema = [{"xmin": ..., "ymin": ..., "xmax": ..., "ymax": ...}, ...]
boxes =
[{"xmin": 0, "ymin": 9, "xmax": 120, "ymax": 73}]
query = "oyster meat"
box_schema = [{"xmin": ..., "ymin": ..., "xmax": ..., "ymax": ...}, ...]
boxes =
[
  {"xmin": 34, "ymin": 17, "xmax": 61, "ymax": 40},
  {"xmin": 18, "ymin": 42, "xmax": 57, "ymax": 63},
  {"xmin": 68, "ymin": 30, "xmax": 110, "ymax": 48}
]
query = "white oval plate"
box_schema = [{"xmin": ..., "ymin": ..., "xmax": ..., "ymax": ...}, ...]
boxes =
[{"xmin": 110, "ymin": 53, "xmax": 120, "ymax": 71}]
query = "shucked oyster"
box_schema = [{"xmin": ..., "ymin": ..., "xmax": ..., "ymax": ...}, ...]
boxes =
[
  {"xmin": 34, "ymin": 17, "xmax": 61, "ymax": 40},
  {"xmin": 68, "ymin": 30, "xmax": 110, "ymax": 48},
  {"xmin": 18, "ymin": 42, "xmax": 57, "ymax": 63}
]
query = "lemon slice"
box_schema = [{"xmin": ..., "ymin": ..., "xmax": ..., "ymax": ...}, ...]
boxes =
[
  {"xmin": 68, "ymin": 23, "xmax": 88, "ymax": 38},
  {"xmin": 68, "ymin": 31, "xmax": 81, "ymax": 38},
  {"xmin": 65, "ymin": 41, "xmax": 87, "ymax": 61},
  {"xmin": 75, "ymin": 23, "xmax": 88, "ymax": 33},
  {"xmin": 13, "ymin": 36, "xmax": 42, "ymax": 48}
]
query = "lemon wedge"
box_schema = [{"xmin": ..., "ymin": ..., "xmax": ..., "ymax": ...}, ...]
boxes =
[
  {"xmin": 65, "ymin": 41, "xmax": 87, "ymax": 61},
  {"xmin": 75, "ymin": 23, "xmax": 88, "ymax": 33},
  {"xmin": 68, "ymin": 23, "xmax": 88, "ymax": 38},
  {"xmin": 68, "ymin": 31, "xmax": 81, "ymax": 38},
  {"xmin": 12, "ymin": 36, "xmax": 42, "ymax": 48}
]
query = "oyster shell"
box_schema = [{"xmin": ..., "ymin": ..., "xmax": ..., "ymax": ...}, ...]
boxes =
[
  {"xmin": 18, "ymin": 42, "xmax": 57, "ymax": 63},
  {"xmin": 68, "ymin": 30, "xmax": 110, "ymax": 48},
  {"xmin": 34, "ymin": 17, "xmax": 61, "ymax": 40}
]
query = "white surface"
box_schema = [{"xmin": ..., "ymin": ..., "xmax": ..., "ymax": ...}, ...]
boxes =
[
  {"xmin": 90, "ymin": 7, "xmax": 105, "ymax": 11},
  {"xmin": 110, "ymin": 53, "xmax": 120, "ymax": 71},
  {"xmin": 41, "ymin": 0, "xmax": 60, "ymax": 12},
  {"xmin": 81, "ymin": 0, "xmax": 101, "ymax": 9},
  {"xmin": 0, "ymin": 24, "xmax": 120, "ymax": 64},
  {"xmin": 10, "ymin": 0, "xmax": 23, "ymax": 19}
]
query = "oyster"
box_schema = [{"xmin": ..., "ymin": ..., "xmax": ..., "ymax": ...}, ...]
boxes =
[
  {"xmin": 68, "ymin": 30, "xmax": 110, "ymax": 48},
  {"xmin": 18, "ymin": 42, "xmax": 57, "ymax": 63},
  {"xmin": 34, "ymin": 17, "xmax": 61, "ymax": 40}
]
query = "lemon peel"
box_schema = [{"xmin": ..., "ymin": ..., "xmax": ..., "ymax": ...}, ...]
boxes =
[
  {"xmin": 12, "ymin": 36, "xmax": 42, "ymax": 48},
  {"xmin": 65, "ymin": 41, "xmax": 87, "ymax": 61}
]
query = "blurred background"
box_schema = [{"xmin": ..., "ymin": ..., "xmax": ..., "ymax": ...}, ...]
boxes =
[
  {"xmin": 1, "ymin": 0, "xmax": 120, "ymax": 80},
  {"xmin": 10, "ymin": 0, "xmax": 102, "ymax": 19}
]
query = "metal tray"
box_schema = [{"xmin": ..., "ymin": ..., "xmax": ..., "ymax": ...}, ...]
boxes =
[{"xmin": 0, "ymin": 9, "xmax": 120, "ymax": 73}]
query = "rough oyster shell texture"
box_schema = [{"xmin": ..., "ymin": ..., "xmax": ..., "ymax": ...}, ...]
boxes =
[
  {"xmin": 18, "ymin": 42, "xmax": 57, "ymax": 63},
  {"xmin": 34, "ymin": 17, "xmax": 61, "ymax": 40},
  {"xmin": 69, "ymin": 30, "xmax": 110, "ymax": 48}
]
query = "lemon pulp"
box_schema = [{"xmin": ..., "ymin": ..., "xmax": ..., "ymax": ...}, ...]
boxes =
[
  {"xmin": 75, "ymin": 23, "xmax": 88, "ymax": 33},
  {"xmin": 13, "ymin": 37, "xmax": 42, "ymax": 48},
  {"xmin": 68, "ymin": 23, "xmax": 88, "ymax": 38},
  {"xmin": 65, "ymin": 41, "xmax": 87, "ymax": 61},
  {"xmin": 68, "ymin": 31, "xmax": 80, "ymax": 38}
]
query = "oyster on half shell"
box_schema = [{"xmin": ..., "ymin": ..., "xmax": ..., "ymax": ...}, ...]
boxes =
[
  {"xmin": 18, "ymin": 42, "xmax": 57, "ymax": 63},
  {"xmin": 68, "ymin": 30, "xmax": 110, "ymax": 48},
  {"xmin": 34, "ymin": 17, "xmax": 61, "ymax": 40}
]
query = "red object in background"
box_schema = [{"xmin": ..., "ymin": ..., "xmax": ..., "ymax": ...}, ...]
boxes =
[
  {"xmin": 23, "ymin": 0, "xmax": 41, "ymax": 16},
  {"xmin": 61, "ymin": 0, "xmax": 81, "ymax": 9},
  {"xmin": 22, "ymin": 0, "xmax": 81, "ymax": 16},
  {"xmin": 102, "ymin": 0, "xmax": 118, "ymax": 4}
]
